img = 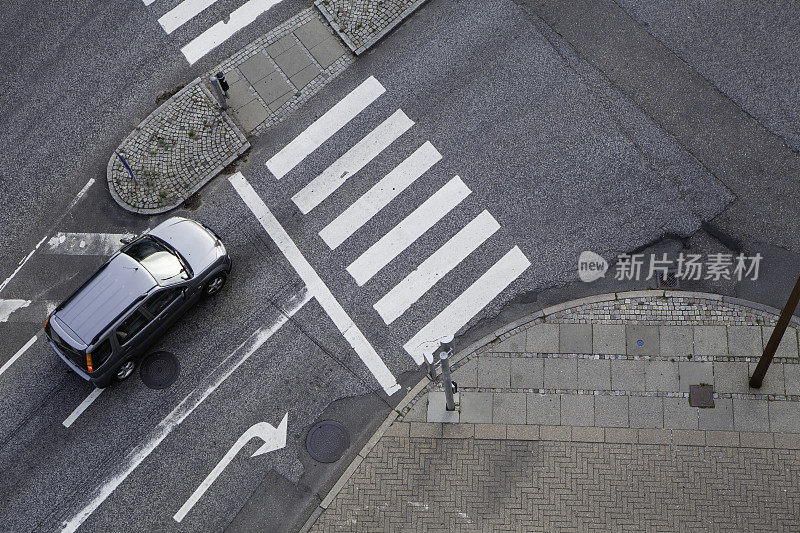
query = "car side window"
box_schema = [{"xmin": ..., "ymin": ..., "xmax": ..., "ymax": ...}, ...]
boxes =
[
  {"xmin": 143, "ymin": 288, "xmax": 181, "ymax": 317},
  {"xmin": 116, "ymin": 310, "xmax": 150, "ymax": 345},
  {"xmin": 93, "ymin": 339, "xmax": 113, "ymax": 366}
]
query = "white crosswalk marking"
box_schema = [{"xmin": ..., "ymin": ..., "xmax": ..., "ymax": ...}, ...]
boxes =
[
  {"xmin": 346, "ymin": 176, "xmax": 471, "ymax": 286},
  {"xmin": 159, "ymin": 0, "xmax": 220, "ymax": 34},
  {"xmin": 181, "ymin": 0, "xmax": 282, "ymax": 65},
  {"xmin": 373, "ymin": 210, "xmax": 500, "ymax": 325},
  {"xmin": 46, "ymin": 233, "xmax": 135, "ymax": 256},
  {"xmin": 320, "ymin": 142, "xmax": 442, "ymax": 249},
  {"xmin": 291, "ymin": 109, "xmax": 414, "ymax": 214},
  {"xmin": 403, "ymin": 246, "xmax": 531, "ymax": 363},
  {"xmin": 0, "ymin": 299, "xmax": 31, "ymax": 323},
  {"xmin": 267, "ymin": 77, "xmax": 386, "ymax": 180},
  {"xmin": 143, "ymin": 0, "xmax": 157, "ymax": 5}
]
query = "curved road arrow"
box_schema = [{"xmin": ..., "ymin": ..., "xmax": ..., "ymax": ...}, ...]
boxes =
[{"xmin": 173, "ymin": 413, "xmax": 289, "ymax": 523}]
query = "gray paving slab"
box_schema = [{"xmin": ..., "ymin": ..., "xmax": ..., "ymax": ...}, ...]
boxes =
[
  {"xmin": 527, "ymin": 394, "xmax": 560, "ymax": 425},
  {"xmin": 560, "ymin": 394, "xmax": 594, "ymax": 426},
  {"xmin": 678, "ymin": 361, "xmax": 714, "ymax": 393},
  {"xmin": 459, "ymin": 392, "xmax": 492, "ymax": 423},
  {"xmin": 477, "ymin": 357, "xmax": 510, "ymax": 388},
  {"xmin": 559, "ymin": 324, "xmax": 592, "ymax": 353},
  {"xmin": 233, "ymin": 98, "xmax": 269, "ymax": 132},
  {"xmin": 293, "ymin": 18, "xmax": 332, "ymax": 49},
  {"xmin": 273, "ymin": 45, "xmax": 313, "ymax": 77},
  {"xmin": 626, "ymin": 325, "xmax": 659, "ymax": 356},
  {"xmin": 266, "ymin": 34, "xmax": 297, "ymax": 58},
  {"xmin": 544, "ymin": 358, "xmax": 578, "ymax": 389},
  {"xmin": 785, "ymin": 364, "xmax": 800, "ymax": 395},
  {"xmin": 733, "ymin": 398, "xmax": 770, "ymax": 432},
  {"xmin": 628, "ymin": 396, "xmax": 663, "ymax": 428},
  {"xmin": 227, "ymin": 80, "xmax": 256, "ymax": 110},
  {"xmin": 645, "ymin": 360, "xmax": 680, "ymax": 391},
  {"xmin": 592, "ymin": 324, "xmax": 625, "ymax": 354},
  {"xmin": 268, "ymin": 91, "xmax": 295, "ymax": 112},
  {"xmin": 239, "ymin": 52, "xmax": 275, "ymax": 83},
  {"xmin": 714, "ymin": 361, "xmax": 750, "ymax": 394},
  {"xmin": 526, "ymin": 324, "xmax": 558, "ymax": 353},
  {"xmin": 253, "ymin": 71, "xmax": 293, "ymax": 104},
  {"xmin": 577, "ymin": 358, "xmax": 611, "ymax": 390},
  {"xmin": 660, "ymin": 326, "xmax": 693, "ymax": 356},
  {"xmin": 663, "ymin": 397, "xmax": 698, "ymax": 429},
  {"xmin": 222, "ymin": 68, "xmax": 241, "ymax": 84},
  {"xmin": 698, "ymin": 398, "xmax": 734, "ymax": 431},
  {"xmin": 492, "ymin": 393, "xmax": 527, "ymax": 424},
  {"xmin": 748, "ymin": 362, "xmax": 785, "ymax": 395},
  {"xmin": 762, "ymin": 327, "xmax": 799, "ymax": 358},
  {"xmin": 403, "ymin": 398, "xmax": 427, "ymax": 422},
  {"xmin": 454, "ymin": 358, "xmax": 478, "ymax": 387},
  {"xmin": 594, "ymin": 395, "xmax": 629, "ymax": 427},
  {"xmin": 290, "ymin": 63, "xmax": 321, "ymax": 91},
  {"xmin": 494, "ymin": 331, "xmax": 526, "ymax": 353},
  {"xmin": 768, "ymin": 400, "xmax": 800, "ymax": 432},
  {"xmin": 611, "ymin": 360, "xmax": 646, "ymax": 391},
  {"xmin": 510, "ymin": 358, "xmax": 543, "ymax": 389},
  {"xmin": 427, "ymin": 392, "xmax": 459, "ymax": 423},
  {"xmin": 728, "ymin": 326, "xmax": 763, "ymax": 357},
  {"xmin": 694, "ymin": 326, "xmax": 728, "ymax": 355},
  {"xmin": 309, "ymin": 36, "xmax": 346, "ymax": 69}
]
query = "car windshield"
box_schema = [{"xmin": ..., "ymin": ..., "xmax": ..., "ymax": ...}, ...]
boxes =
[{"xmin": 122, "ymin": 236, "xmax": 190, "ymax": 284}]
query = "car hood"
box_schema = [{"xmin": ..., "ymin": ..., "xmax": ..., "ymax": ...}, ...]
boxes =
[{"xmin": 148, "ymin": 217, "xmax": 221, "ymax": 276}]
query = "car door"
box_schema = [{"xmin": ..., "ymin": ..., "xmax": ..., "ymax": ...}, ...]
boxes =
[
  {"xmin": 115, "ymin": 308, "xmax": 154, "ymax": 360},
  {"xmin": 141, "ymin": 286, "xmax": 189, "ymax": 338}
]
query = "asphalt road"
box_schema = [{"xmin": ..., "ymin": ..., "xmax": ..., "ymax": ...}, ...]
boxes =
[{"xmin": 1, "ymin": 0, "xmax": 799, "ymax": 531}]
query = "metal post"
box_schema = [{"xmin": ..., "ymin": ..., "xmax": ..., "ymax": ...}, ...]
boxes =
[
  {"xmin": 439, "ymin": 334, "xmax": 456, "ymax": 411},
  {"xmin": 215, "ymin": 72, "xmax": 230, "ymax": 96},
  {"xmin": 424, "ymin": 351, "xmax": 437, "ymax": 380},
  {"xmin": 750, "ymin": 274, "xmax": 800, "ymax": 388},
  {"xmin": 209, "ymin": 76, "xmax": 228, "ymax": 110}
]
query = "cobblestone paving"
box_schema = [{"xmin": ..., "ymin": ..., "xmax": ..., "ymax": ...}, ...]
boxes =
[
  {"xmin": 316, "ymin": 0, "xmax": 424, "ymax": 53},
  {"xmin": 107, "ymin": 80, "xmax": 248, "ymax": 213},
  {"xmin": 314, "ymin": 436, "xmax": 800, "ymax": 532}
]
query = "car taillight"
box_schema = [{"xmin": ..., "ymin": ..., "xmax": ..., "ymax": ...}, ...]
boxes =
[
  {"xmin": 44, "ymin": 316, "xmax": 50, "ymax": 331},
  {"xmin": 86, "ymin": 353, "xmax": 94, "ymax": 373}
]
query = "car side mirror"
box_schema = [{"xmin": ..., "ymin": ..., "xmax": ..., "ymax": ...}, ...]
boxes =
[{"xmin": 120, "ymin": 238, "xmax": 133, "ymax": 245}]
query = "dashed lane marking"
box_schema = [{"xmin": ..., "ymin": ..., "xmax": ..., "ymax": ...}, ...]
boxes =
[
  {"xmin": 63, "ymin": 388, "xmax": 104, "ymax": 428},
  {"xmin": 0, "ymin": 335, "xmax": 39, "ymax": 380}
]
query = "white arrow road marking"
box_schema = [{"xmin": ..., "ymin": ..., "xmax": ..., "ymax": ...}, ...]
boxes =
[
  {"xmin": 173, "ymin": 414, "xmax": 289, "ymax": 523},
  {"xmin": 46, "ymin": 233, "xmax": 136, "ymax": 256},
  {"xmin": 63, "ymin": 388, "xmax": 104, "ymax": 428},
  {"xmin": 0, "ymin": 299, "xmax": 32, "ymax": 322},
  {"xmin": 267, "ymin": 76, "xmax": 386, "ymax": 180},
  {"xmin": 230, "ymin": 173, "xmax": 401, "ymax": 395},
  {"xmin": 0, "ymin": 335, "xmax": 38, "ymax": 380},
  {"xmin": 61, "ymin": 288, "xmax": 310, "ymax": 533}
]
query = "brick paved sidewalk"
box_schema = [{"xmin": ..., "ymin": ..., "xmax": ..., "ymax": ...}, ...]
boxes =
[{"xmin": 301, "ymin": 290, "xmax": 800, "ymax": 532}]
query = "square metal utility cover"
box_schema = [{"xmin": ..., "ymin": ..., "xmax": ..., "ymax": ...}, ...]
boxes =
[{"xmin": 689, "ymin": 384, "xmax": 715, "ymax": 407}]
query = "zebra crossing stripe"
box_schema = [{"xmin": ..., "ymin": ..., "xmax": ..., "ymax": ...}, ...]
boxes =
[
  {"xmin": 403, "ymin": 246, "xmax": 531, "ymax": 364},
  {"xmin": 346, "ymin": 176, "xmax": 471, "ymax": 286},
  {"xmin": 159, "ymin": 0, "xmax": 220, "ymax": 34},
  {"xmin": 373, "ymin": 210, "xmax": 500, "ymax": 325},
  {"xmin": 267, "ymin": 76, "xmax": 386, "ymax": 180},
  {"xmin": 291, "ymin": 109, "xmax": 414, "ymax": 214},
  {"xmin": 180, "ymin": 0, "xmax": 282, "ymax": 65},
  {"xmin": 319, "ymin": 141, "xmax": 442, "ymax": 249},
  {"xmin": 46, "ymin": 233, "xmax": 135, "ymax": 256}
]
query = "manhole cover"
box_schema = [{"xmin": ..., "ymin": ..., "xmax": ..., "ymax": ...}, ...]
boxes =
[
  {"xmin": 306, "ymin": 421, "xmax": 349, "ymax": 463},
  {"xmin": 689, "ymin": 384, "xmax": 715, "ymax": 407},
  {"xmin": 140, "ymin": 351, "xmax": 180, "ymax": 389}
]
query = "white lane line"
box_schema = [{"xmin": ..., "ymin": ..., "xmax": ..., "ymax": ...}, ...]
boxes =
[
  {"xmin": 346, "ymin": 176, "xmax": 471, "ymax": 286},
  {"xmin": 0, "ymin": 335, "xmax": 38, "ymax": 379},
  {"xmin": 159, "ymin": 0, "xmax": 220, "ymax": 33},
  {"xmin": 66, "ymin": 178, "xmax": 96, "ymax": 211},
  {"xmin": 0, "ymin": 299, "xmax": 32, "ymax": 323},
  {"xmin": 61, "ymin": 288, "xmax": 311, "ymax": 533},
  {"xmin": 403, "ymin": 246, "xmax": 531, "ymax": 364},
  {"xmin": 374, "ymin": 210, "xmax": 500, "ymax": 325},
  {"xmin": 319, "ymin": 142, "xmax": 442, "ymax": 250},
  {"xmin": 0, "ymin": 235, "xmax": 48, "ymax": 295},
  {"xmin": 180, "ymin": 0, "xmax": 282, "ymax": 65},
  {"xmin": 143, "ymin": 0, "xmax": 157, "ymax": 5},
  {"xmin": 46, "ymin": 232, "xmax": 136, "ymax": 256},
  {"xmin": 291, "ymin": 109, "xmax": 414, "ymax": 214},
  {"xmin": 230, "ymin": 173, "xmax": 400, "ymax": 395},
  {"xmin": 63, "ymin": 388, "xmax": 104, "ymax": 428},
  {"xmin": 267, "ymin": 77, "xmax": 386, "ymax": 180}
]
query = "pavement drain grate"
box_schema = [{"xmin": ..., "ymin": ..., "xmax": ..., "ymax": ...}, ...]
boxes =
[
  {"xmin": 139, "ymin": 351, "xmax": 180, "ymax": 389},
  {"xmin": 306, "ymin": 420, "xmax": 350, "ymax": 463},
  {"xmin": 689, "ymin": 384, "xmax": 715, "ymax": 407}
]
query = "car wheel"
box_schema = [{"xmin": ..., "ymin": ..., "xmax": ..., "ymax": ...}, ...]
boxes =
[
  {"xmin": 115, "ymin": 360, "xmax": 136, "ymax": 381},
  {"xmin": 204, "ymin": 272, "xmax": 227, "ymax": 296}
]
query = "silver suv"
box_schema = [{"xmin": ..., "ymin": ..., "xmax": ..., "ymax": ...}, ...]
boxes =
[{"xmin": 45, "ymin": 217, "xmax": 231, "ymax": 388}]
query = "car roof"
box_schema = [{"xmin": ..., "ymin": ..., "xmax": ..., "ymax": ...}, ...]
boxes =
[{"xmin": 55, "ymin": 252, "xmax": 157, "ymax": 345}]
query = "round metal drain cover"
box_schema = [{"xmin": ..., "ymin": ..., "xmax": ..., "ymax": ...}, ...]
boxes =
[
  {"xmin": 140, "ymin": 351, "xmax": 180, "ymax": 389},
  {"xmin": 306, "ymin": 420, "xmax": 349, "ymax": 463}
]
